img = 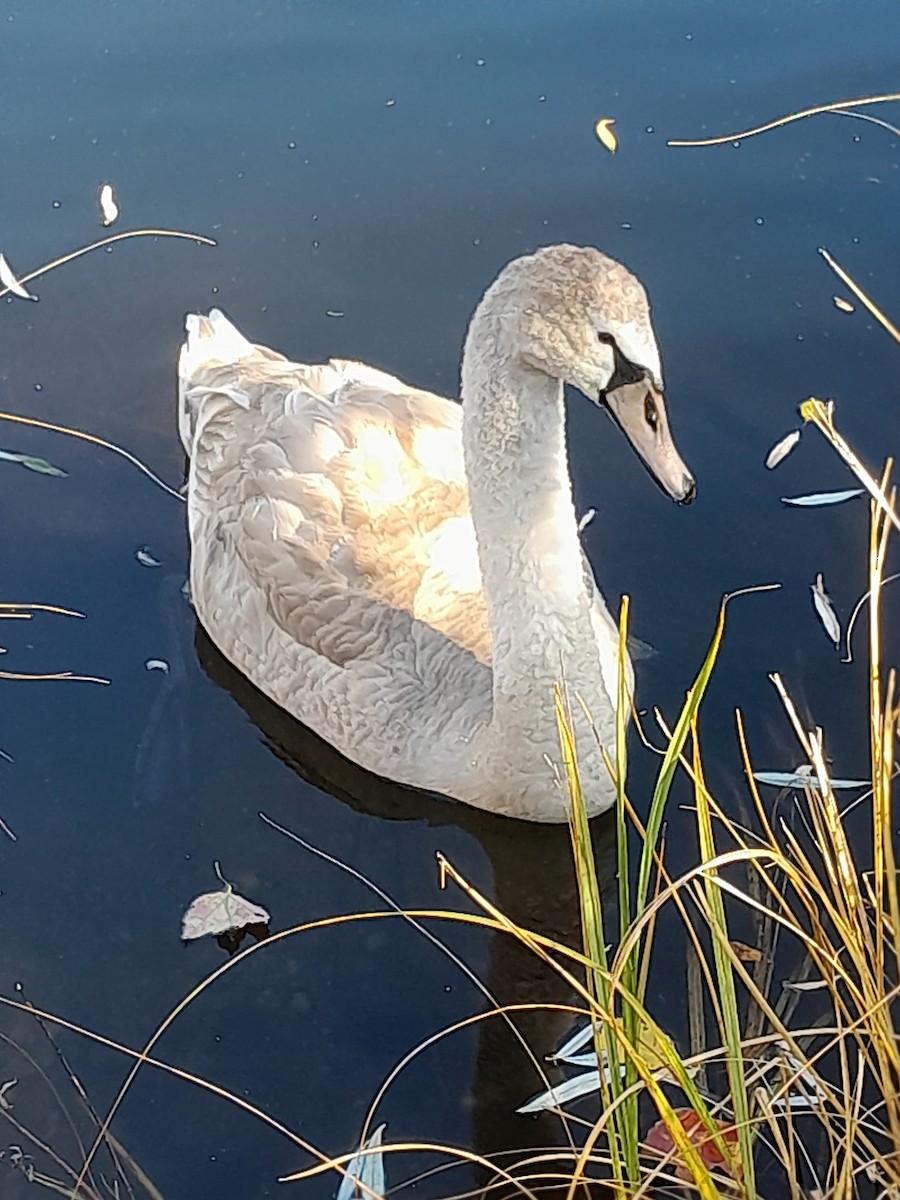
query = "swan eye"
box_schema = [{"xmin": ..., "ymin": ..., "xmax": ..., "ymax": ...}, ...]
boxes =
[
  {"xmin": 644, "ymin": 393, "xmax": 659, "ymax": 432},
  {"xmin": 596, "ymin": 331, "xmax": 615, "ymax": 346}
]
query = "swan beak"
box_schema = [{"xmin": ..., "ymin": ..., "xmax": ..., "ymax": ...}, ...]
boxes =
[{"xmin": 601, "ymin": 380, "xmax": 696, "ymax": 505}]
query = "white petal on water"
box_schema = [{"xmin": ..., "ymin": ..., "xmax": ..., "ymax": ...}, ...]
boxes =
[
  {"xmin": 781, "ymin": 489, "xmax": 864, "ymax": 507},
  {"xmin": 833, "ymin": 295, "xmax": 855, "ymax": 314},
  {"xmin": 0, "ymin": 1079, "xmax": 17, "ymax": 1110},
  {"xmin": 135, "ymin": 546, "xmax": 162, "ymax": 567},
  {"xmin": 0, "ymin": 254, "xmax": 37, "ymax": 302},
  {"xmin": 336, "ymin": 1124, "xmax": 387, "ymax": 1200},
  {"xmin": 765, "ymin": 429, "xmax": 801, "ymax": 469},
  {"xmin": 518, "ymin": 1067, "xmax": 620, "ymax": 1114},
  {"xmin": 577, "ymin": 507, "xmax": 596, "ymax": 534},
  {"xmin": 98, "ymin": 182, "xmax": 119, "ymax": 227},
  {"xmin": 781, "ymin": 979, "xmax": 829, "ymax": 992},
  {"xmin": 181, "ymin": 881, "xmax": 270, "ymax": 940},
  {"xmin": 811, "ymin": 572, "xmax": 841, "ymax": 645},
  {"xmin": 145, "ymin": 658, "xmax": 170, "ymax": 673}
]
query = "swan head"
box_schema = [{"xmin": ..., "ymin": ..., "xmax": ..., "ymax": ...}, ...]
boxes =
[{"xmin": 487, "ymin": 244, "xmax": 695, "ymax": 505}]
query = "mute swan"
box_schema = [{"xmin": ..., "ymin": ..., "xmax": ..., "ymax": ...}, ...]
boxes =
[{"xmin": 179, "ymin": 244, "xmax": 694, "ymax": 823}]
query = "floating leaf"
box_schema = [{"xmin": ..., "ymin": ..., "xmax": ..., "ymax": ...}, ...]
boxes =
[
  {"xmin": 753, "ymin": 770, "xmax": 811, "ymax": 788},
  {"xmin": 833, "ymin": 295, "xmax": 854, "ymax": 313},
  {"xmin": 98, "ymin": 182, "xmax": 119, "ymax": 227},
  {"xmin": 644, "ymin": 1108, "xmax": 740, "ymax": 1181},
  {"xmin": 765, "ymin": 429, "xmax": 801, "ymax": 469},
  {"xmin": 145, "ymin": 658, "xmax": 170, "ymax": 673},
  {"xmin": 767, "ymin": 1042, "xmax": 827, "ymax": 1110},
  {"xmin": 753, "ymin": 768, "xmax": 868, "ymax": 790},
  {"xmin": 181, "ymin": 866, "xmax": 270, "ymax": 940},
  {"xmin": 0, "ymin": 449, "xmax": 66, "ymax": 476},
  {"xmin": 811, "ymin": 572, "xmax": 840, "ymax": 645},
  {"xmin": 19, "ymin": 454, "xmax": 66, "ymax": 477},
  {"xmin": 557, "ymin": 1051, "xmax": 599, "ymax": 1068},
  {"xmin": 336, "ymin": 1124, "xmax": 387, "ymax": 1200},
  {"xmin": 781, "ymin": 488, "xmax": 864, "ymax": 507},
  {"xmin": 782, "ymin": 978, "xmax": 829, "ymax": 993},
  {"xmin": 135, "ymin": 546, "xmax": 162, "ymax": 567},
  {"xmin": 549, "ymin": 1021, "xmax": 600, "ymax": 1063},
  {"xmin": 0, "ymin": 254, "xmax": 37, "ymax": 301},
  {"xmin": 730, "ymin": 940, "xmax": 763, "ymax": 963},
  {"xmin": 593, "ymin": 117, "xmax": 618, "ymax": 153},
  {"xmin": 517, "ymin": 1068, "xmax": 609, "ymax": 1114}
]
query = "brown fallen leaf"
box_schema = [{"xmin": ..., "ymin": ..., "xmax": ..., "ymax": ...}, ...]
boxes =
[
  {"xmin": 730, "ymin": 940, "xmax": 763, "ymax": 963},
  {"xmin": 644, "ymin": 1108, "xmax": 741, "ymax": 1181},
  {"xmin": 594, "ymin": 117, "xmax": 618, "ymax": 154}
]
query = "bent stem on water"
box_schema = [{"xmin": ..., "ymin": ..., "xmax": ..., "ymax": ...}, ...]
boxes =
[{"xmin": 0, "ymin": 228, "xmax": 216, "ymax": 301}]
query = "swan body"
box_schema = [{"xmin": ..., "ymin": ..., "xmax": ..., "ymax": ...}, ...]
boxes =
[{"xmin": 179, "ymin": 245, "xmax": 694, "ymax": 822}]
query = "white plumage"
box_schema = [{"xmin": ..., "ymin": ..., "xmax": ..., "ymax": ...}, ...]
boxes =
[{"xmin": 179, "ymin": 244, "xmax": 694, "ymax": 821}]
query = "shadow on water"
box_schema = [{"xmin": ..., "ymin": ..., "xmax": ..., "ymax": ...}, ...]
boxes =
[{"xmin": 195, "ymin": 624, "xmax": 618, "ymax": 1199}]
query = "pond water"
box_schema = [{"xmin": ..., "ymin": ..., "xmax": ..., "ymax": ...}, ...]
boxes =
[{"xmin": 1, "ymin": 1, "xmax": 898, "ymax": 1196}]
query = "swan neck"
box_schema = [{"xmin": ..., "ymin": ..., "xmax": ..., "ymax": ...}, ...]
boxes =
[{"xmin": 461, "ymin": 330, "xmax": 607, "ymax": 717}]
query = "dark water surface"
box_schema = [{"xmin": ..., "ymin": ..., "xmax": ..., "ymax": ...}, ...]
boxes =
[{"xmin": 1, "ymin": 1, "xmax": 899, "ymax": 1196}]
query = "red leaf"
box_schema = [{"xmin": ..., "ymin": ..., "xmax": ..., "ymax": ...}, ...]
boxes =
[{"xmin": 644, "ymin": 1108, "xmax": 740, "ymax": 1180}]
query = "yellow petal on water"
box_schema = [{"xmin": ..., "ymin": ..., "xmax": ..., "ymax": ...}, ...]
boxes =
[
  {"xmin": 98, "ymin": 182, "xmax": 119, "ymax": 227},
  {"xmin": 0, "ymin": 254, "xmax": 37, "ymax": 301},
  {"xmin": 594, "ymin": 117, "xmax": 618, "ymax": 154},
  {"xmin": 833, "ymin": 295, "xmax": 854, "ymax": 313}
]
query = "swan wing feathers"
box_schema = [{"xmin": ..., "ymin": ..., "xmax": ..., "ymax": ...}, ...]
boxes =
[{"xmin": 181, "ymin": 309, "xmax": 492, "ymax": 666}]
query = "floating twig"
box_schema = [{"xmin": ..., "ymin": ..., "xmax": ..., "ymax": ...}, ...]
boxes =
[
  {"xmin": 0, "ymin": 412, "xmax": 184, "ymax": 501},
  {"xmin": 0, "ymin": 670, "xmax": 109, "ymax": 684},
  {"xmin": 0, "ymin": 227, "xmax": 215, "ymax": 301},
  {"xmin": 818, "ymin": 248, "xmax": 900, "ymax": 348},
  {"xmin": 829, "ymin": 108, "xmax": 900, "ymax": 139},
  {"xmin": 668, "ymin": 91, "xmax": 900, "ymax": 147},
  {"xmin": 799, "ymin": 399, "xmax": 900, "ymax": 536},
  {"xmin": 0, "ymin": 603, "xmax": 84, "ymax": 618}
]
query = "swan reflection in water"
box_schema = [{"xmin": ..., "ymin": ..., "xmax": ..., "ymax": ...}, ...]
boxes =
[{"xmin": 195, "ymin": 625, "xmax": 619, "ymax": 1200}]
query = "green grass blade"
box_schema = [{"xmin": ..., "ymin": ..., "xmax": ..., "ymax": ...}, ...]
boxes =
[
  {"xmin": 692, "ymin": 726, "xmax": 756, "ymax": 1193},
  {"xmin": 635, "ymin": 598, "xmax": 726, "ymax": 926},
  {"xmin": 554, "ymin": 686, "xmax": 639, "ymax": 1183}
]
